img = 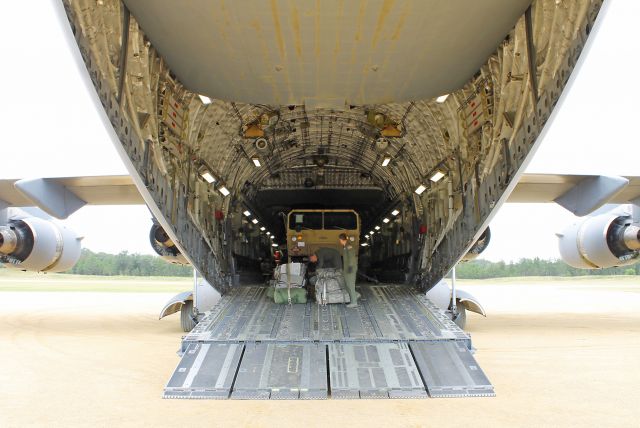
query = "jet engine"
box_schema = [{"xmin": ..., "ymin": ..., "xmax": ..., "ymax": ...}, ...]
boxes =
[
  {"xmin": 558, "ymin": 214, "xmax": 640, "ymax": 269},
  {"xmin": 149, "ymin": 222, "xmax": 188, "ymax": 265},
  {"xmin": 462, "ymin": 227, "xmax": 491, "ymax": 261},
  {"xmin": 0, "ymin": 218, "xmax": 82, "ymax": 272}
]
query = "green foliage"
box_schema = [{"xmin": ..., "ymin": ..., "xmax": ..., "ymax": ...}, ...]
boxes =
[
  {"xmin": 69, "ymin": 249, "xmax": 192, "ymax": 277},
  {"xmin": 58, "ymin": 250, "xmax": 640, "ymax": 279},
  {"xmin": 456, "ymin": 257, "xmax": 640, "ymax": 279}
]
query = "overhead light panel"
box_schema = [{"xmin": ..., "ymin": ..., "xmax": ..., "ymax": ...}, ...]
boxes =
[
  {"xmin": 391, "ymin": 209, "xmax": 400, "ymax": 216},
  {"xmin": 243, "ymin": 210, "xmax": 251, "ymax": 217},
  {"xmin": 430, "ymin": 171, "xmax": 445, "ymax": 182},
  {"xmin": 383, "ymin": 218, "xmax": 390, "ymax": 224},
  {"xmin": 361, "ymin": 243, "xmax": 369, "ymax": 247},
  {"xmin": 218, "ymin": 186, "xmax": 230, "ymax": 197},
  {"xmin": 364, "ymin": 234, "xmax": 369, "ymax": 239},
  {"xmin": 436, "ymin": 94, "xmax": 449, "ymax": 103},
  {"xmin": 251, "ymin": 218, "xmax": 259, "ymax": 224},
  {"xmin": 271, "ymin": 243, "xmax": 278, "ymax": 247},
  {"xmin": 381, "ymin": 155, "xmax": 391, "ymax": 167},
  {"xmin": 198, "ymin": 94, "xmax": 212, "ymax": 105},
  {"xmin": 201, "ymin": 171, "xmax": 215, "ymax": 184},
  {"xmin": 251, "ymin": 157, "xmax": 261, "ymax": 167},
  {"xmin": 375, "ymin": 226, "xmax": 381, "ymax": 231},
  {"xmin": 260, "ymin": 227, "xmax": 266, "ymax": 231},
  {"xmin": 369, "ymin": 231, "xmax": 375, "ymax": 235},
  {"xmin": 415, "ymin": 184, "xmax": 426, "ymax": 195}
]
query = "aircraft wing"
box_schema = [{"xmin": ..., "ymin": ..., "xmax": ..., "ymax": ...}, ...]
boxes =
[
  {"xmin": 0, "ymin": 176, "xmax": 143, "ymax": 218},
  {"xmin": 2, "ymin": 173, "xmax": 639, "ymax": 219},
  {"xmin": 508, "ymin": 174, "xmax": 640, "ymax": 216}
]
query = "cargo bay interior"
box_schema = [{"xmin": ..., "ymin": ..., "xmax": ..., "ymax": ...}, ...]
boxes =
[
  {"xmin": 60, "ymin": 0, "xmax": 603, "ymax": 399},
  {"xmin": 61, "ymin": 0, "xmax": 600, "ymax": 293}
]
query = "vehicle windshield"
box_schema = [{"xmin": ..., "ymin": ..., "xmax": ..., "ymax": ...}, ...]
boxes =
[
  {"xmin": 323, "ymin": 212, "xmax": 358, "ymax": 230},
  {"xmin": 288, "ymin": 212, "xmax": 323, "ymax": 230}
]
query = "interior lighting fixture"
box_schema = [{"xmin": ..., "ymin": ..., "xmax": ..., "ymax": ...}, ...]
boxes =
[
  {"xmin": 415, "ymin": 184, "xmax": 426, "ymax": 195},
  {"xmin": 430, "ymin": 171, "xmax": 445, "ymax": 182},
  {"xmin": 198, "ymin": 94, "xmax": 212, "ymax": 104},
  {"xmin": 218, "ymin": 186, "xmax": 230, "ymax": 197},
  {"xmin": 381, "ymin": 155, "xmax": 392, "ymax": 167},
  {"xmin": 251, "ymin": 219, "xmax": 259, "ymax": 224},
  {"xmin": 391, "ymin": 209, "xmax": 400, "ymax": 216},
  {"xmin": 436, "ymin": 94, "xmax": 449, "ymax": 103},
  {"xmin": 383, "ymin": 218, "xmax": 390, "ymax": 224},
  {"xmin": 260, "ymin": 227, "xmax": 266, "ymax": 231},
  {"xmin": 375, "ymin": 226, "xmax": 381, "ymax": 231},
  {"xmin": 251, "ymin": 157, "xmax": 261, "ymax": 167},
  {"xmin": 201, "ymin": 171, "xmax": 215, "ymax": 184},
  {"xmin": 243, "ymin": 210, "xmax": 251, "ymax": 217}
]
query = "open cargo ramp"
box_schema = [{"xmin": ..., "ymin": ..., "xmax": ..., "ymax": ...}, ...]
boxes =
[{"xmin": 164, "ymin": 285, "xmax": 494, "ymax": 399}]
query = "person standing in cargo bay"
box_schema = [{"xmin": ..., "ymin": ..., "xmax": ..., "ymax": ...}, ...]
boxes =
[{"xmin": 339, "ymin": 233, "xmax": 359, "ymax": 307}]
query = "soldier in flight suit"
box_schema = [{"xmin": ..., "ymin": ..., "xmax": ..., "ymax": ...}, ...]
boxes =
[
  {"xmin": 339, "ymin": 233, "xmax": 359, "ymax": 307},
  {"xmin": 308, "ymin": 247, "xmax": 342, "ymax": 288}
]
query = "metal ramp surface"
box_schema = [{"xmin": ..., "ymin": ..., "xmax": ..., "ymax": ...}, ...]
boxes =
[
  {"xmin": 164, "ymin": 285, "xmax": 495, "ymax": 399},
  {"xmin": 232, "ymin": 343, "xmax": 328, "ymax": 400}
]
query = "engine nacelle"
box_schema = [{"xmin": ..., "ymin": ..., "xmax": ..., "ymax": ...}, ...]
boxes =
[
  {"xmin": 462, "ymin": 227, "xmax": 491, "ymax": 261},
  {"xmin": 149, "ymin": 223, "xmax": 188, "ymax": 265},
  {"xmin": 558, "ymin": 214, "xmax": 640, "ymax": 269},
  {"xmin": 0, "ymin": 218, "xmax": 82, "ymax": 272}
]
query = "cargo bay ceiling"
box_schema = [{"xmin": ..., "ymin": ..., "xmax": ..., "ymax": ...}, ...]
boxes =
[
  {"xmin": 123, "ymin": 0, "xmax": 531, "ymax": 222},
  {"xmin": 61, "ymin": 0, "xmax": 603, "ymax": 291}
]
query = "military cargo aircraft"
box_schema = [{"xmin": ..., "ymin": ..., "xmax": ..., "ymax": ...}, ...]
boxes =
[{"xmin": 2, "ymin": 0, "xmax": 639, "ymax": 399}]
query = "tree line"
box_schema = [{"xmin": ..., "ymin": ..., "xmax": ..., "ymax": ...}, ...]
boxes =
[
  {"xmin": 31, "ymin": 249, "xmax": 639, "ymax": 278},
  {"xmin": 456, "ymin": 257, "xmax": 640, "ymax": 279},
  {"xmin": 68, "ymin": 249, "xmax": 192, "ymax": 277}
]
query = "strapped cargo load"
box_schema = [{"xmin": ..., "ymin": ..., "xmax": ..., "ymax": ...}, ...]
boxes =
[
  {"xmin": 315, "ymin": 268, "xmax": 350, "ymax": 305},
  {"xmin": 269, "ymin": 262, "xmax": 307, "ymax": 304},
  {"xmin": 275, "ymin": 262, "xmax": 306, "ymax": 288}
]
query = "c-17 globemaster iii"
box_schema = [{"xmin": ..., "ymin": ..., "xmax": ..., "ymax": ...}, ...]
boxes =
[{"xmin": 2, "ymin": 0, "xmax": 640, "ymax": 399}]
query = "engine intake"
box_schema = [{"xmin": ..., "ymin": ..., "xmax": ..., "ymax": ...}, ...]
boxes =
[
  {"xmin": 0, "ymin": 218, "xmax": 82, "ymax": 272},
  {"xmin": 150, "ymin": 222, "xmax": 188, "ymax": 265},
  {"xmin": 462, "ymin": 227, "xmax": 491, "ymax": 261},
  {"xmin": 558, "ymin": 214, "xmax": 640, "ymax": 269}
]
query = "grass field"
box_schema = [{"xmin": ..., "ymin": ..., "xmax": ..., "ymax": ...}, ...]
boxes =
[
  {"xmin": 458, "ymin": 275, "xmax": 640, "ymax": 285},
  {"xmin": 1, "ymin": 268, "xmax": 639, "ymax": 293},
  {"xmin": 0, "ymin": 269, "xmax": 190, "ymax": 293}
]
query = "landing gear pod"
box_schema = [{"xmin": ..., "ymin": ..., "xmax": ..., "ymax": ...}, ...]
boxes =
[
  {"xmin": 0, "ymin": 218, "xmax": 82, "ymax": 272},
  {"xmin": 149, "ymin": 222, "xmax": 188, "ymax": 265},
  {"xmin": 558, "ymin": 214, "xmax": 640, "ymax": 269}
]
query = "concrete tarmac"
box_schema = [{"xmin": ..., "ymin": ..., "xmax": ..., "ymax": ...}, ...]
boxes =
[{"xmin": 0, "ymin": 279, "xmax": 639, "ymax": 427}]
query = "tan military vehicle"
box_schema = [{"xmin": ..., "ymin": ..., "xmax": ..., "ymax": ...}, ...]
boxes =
[{"xmin": 286, "ymin": 209, "xmax": 360, "ymax": 261}]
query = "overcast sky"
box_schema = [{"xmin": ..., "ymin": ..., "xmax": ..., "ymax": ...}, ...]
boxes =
[{"xmin": 0, "ymin": 1, "xmax": 638, "ymax": 262}]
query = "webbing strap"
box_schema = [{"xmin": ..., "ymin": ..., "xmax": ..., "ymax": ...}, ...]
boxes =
[{"xmin": 286, "ymin": 262, "xmax": 292, "ymax": 305}]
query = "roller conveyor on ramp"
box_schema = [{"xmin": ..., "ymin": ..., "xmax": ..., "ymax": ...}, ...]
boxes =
[{"xmin": 164, "ymin": 285, "xmax": 494, "ymax": 399}]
